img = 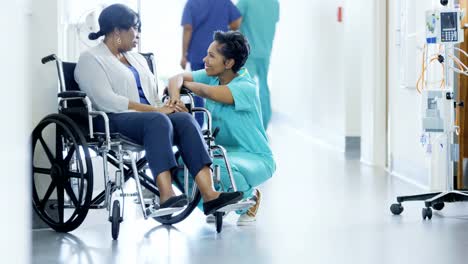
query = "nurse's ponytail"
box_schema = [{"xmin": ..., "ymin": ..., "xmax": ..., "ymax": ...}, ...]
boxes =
[{"xmin": 88, "ymin": 4, "xmax": 141, "ymax": 41}]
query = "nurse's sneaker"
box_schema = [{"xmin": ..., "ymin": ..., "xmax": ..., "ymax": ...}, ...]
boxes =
[{"xmin": 237, "ymin": 189, "xmax": 261, "ymax": 226}]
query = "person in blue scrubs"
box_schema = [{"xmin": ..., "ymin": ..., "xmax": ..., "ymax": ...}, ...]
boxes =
[
  {"xmin": 180, "ymin": 0, "xmax": 242, "ymax": 127},
  {"xmin": 168, "ymin": 31, "xmax": 275, "ymax": 225},
  {"xmin": 237, "ymin": 0, "xmax": 280, "ymax": 130}
]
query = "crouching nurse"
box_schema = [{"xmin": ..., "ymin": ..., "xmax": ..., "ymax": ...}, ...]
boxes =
[{"xmin": 168, "ymin": 31, "xmax": 275, "ymax": 225}]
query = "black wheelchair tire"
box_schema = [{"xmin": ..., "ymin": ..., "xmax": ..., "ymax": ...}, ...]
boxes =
[
  {"xmin": 32, "ymin": 114, "xmax": 93, "ymax": 232},
  {"xmin": 111, "ymin": 200, "xmax": 121, "ymax": 240}
]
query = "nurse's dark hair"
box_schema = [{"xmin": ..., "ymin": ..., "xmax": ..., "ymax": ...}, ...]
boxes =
[
  {"xmin": 88, "ymin": 4, "xmax": 141, "ymax": 40},
  {"xmin": 213, "ymin": 31, "xmax": 250, "ymax": 73}
]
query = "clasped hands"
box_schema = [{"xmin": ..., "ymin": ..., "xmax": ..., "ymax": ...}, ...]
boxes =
[
  {"xmin": 162, "ymin": 81, "xmax": 196, "ymax": 114},
  {"xmin": 159, "ymin": 98, "xmax": 188, "ymax": 114}
]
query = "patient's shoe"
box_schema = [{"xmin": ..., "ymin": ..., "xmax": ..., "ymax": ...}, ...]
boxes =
[
  {"xmin": 237, "ymin": 189, "xmax": 261, "ymax": 226},
  {"xmin": 160, "ymin": 194, "xmax": 188, "ymax": 209},
  {"xmin": 203, "ymin": 191, "xmax": 243, "ymax": 215}
]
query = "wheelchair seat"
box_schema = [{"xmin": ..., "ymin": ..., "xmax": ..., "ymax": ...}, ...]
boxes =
[{"xmin": 87, "ymin": 132, "xmax": 143, "ymax": 152}]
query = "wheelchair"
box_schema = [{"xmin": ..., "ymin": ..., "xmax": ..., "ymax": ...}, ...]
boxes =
[{"xmin": 32, "ymin": 53, "xmax": 254, "ymax": 239}]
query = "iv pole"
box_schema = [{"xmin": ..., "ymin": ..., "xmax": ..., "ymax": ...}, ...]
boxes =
[{"xmin": 390, "ymin": 0, "xmax": 468, "ymax": 220}]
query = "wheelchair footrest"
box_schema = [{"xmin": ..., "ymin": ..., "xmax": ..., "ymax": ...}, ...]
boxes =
[
  {"xmin": 145, "ymin": 206, "xmax": 185, "ymax": 218},
  {"xmin": 120, "ymin": 192, "xmax": 138, "ymax": 197},
  {"xmin": 134, "ymin": 198, "xmax": 155, "ymax": 205},
  {"xmin": 216, "ymin": 200, "xmax": 255, "ymax": 213}
]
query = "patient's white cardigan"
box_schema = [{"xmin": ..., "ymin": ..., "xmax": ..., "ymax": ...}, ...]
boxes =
[{"xmin": 75, "ymin": 42, "xmax": 163, "ymax": 113}]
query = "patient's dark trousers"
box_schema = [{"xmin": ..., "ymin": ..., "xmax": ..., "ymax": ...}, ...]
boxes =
[{"xmin": 94, "ymin": 112, "xmax": 212, "ymax": 180}]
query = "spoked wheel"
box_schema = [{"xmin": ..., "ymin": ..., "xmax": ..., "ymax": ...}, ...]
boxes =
[
  {"xmin": 111, "ymin": 200, "xmax": 121, "ymax": 240},
  {"xmin": 32, "ymin": 114, "xmax": 93, "ymax": 232},
  {"xmin": 215, "ymin": 212, "xmax": 223, "ymax": 233}
]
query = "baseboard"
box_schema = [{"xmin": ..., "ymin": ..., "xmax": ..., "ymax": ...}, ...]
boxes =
[
  {"xmin": 271, "ymin": 111, "xmax": 346, "ymax": 152},
  {"xmin": 345, "ymin": 136, "xmax": 360, "ymax": 151},
  {"xmin": 345, "ymin": 136, "xmax": 360, "ymax": 159},
  {"xmin": 388, "ymin": 170, "xmax": 430, "ymax": 191}
]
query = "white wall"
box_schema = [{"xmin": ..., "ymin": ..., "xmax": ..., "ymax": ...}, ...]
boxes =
[
  {"xmin": 30, "ymin": 0, "xmax": 60, "ymax": 203},
  {"xmin": 0, "ymin": 0, "xmax": 59, "ymax": 260},
  {"xmin": 359, "ymin": 0, "xmax": 387, "ymax": 167},
  {"xmin": 0, "ymin": 1, "xmax": 32, "ymax": 263},
  {"xmin": 343, "ymin": 0, "xmax": 362, "ymax": 137},
  {"xmin": 31, "ymin": 0, "xmax": 59, "ymax": 126},
  {"xmin": 140, "ymin": 0, "xmax": 186, "ymax": 81},
  {"xmin": 387, "ymin": 0, "xmax": 438, "ymax": 187},
  {"xmin": 270, "ymin": 0, "xmax": 347, "ymax": 150}
]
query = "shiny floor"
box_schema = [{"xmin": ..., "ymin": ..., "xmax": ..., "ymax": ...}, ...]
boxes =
[{"xmin": 32, "ymin": 117, "xmax": 468, "ymax": 264}]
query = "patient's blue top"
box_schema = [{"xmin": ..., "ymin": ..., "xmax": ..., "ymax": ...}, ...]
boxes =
[
  {"xmin": 127, "ymin": 65, "xmax": 150, "ymax": 105},
  {"xmin": 192, "ymin": 68, "xmax": 275, "ymax": 173},
  {"xmin": 181, "ymin": 0, "xmax": 241, "ymax": 64}
]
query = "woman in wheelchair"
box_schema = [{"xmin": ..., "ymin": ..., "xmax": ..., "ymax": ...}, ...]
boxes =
[
  {"xmin": 74, "ymin": 4, "xmax": 243, "ymax": 215},
  {"xmin": 168, "ymin": 31, "xmax": 276, "ymax": 225}
]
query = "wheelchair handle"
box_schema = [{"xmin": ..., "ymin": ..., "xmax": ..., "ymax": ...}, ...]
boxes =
[{"xmin": 41, "ymin": 54, "xmax": 57, "ymax": 64}]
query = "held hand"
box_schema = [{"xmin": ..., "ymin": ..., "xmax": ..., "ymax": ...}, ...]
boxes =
[
  {"xmin": 180, "ymin": 57, "xmax": 187, "ymax": 70},
  {"xmin": 158, "ymin": 105, "xmax": 175, "ymax": 114},
  {"xmin": 173, "ymin": 101, "xmax": 189, "ymax": 112},
  {"xmin": 168, "ymin": 97, "xmax": 181, "ymax": 107}
]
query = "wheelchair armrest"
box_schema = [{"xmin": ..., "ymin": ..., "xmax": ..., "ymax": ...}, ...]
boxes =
[
  {"xmin": 180, "ymin": 87, "xmax": 191, "ymax": 95},
  {"xmin": 58, "ymin": 91, "xmax": 87, "ymax": 98},
  {"xmin": 89, "ymin": 111, "xmax": 111, "ymax": 148},
  {"xmin": 162, "ymin": 86, "xmax": 192, "ymax": 96}
]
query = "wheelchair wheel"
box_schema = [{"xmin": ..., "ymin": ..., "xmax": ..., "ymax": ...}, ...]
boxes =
[
  {"xmin": 32, "ymin": 114, "xmax": 93, "ymax": 232},
  {"xmin": 111, "ymin": 200, "xmax": 121, "ymax": 240}
]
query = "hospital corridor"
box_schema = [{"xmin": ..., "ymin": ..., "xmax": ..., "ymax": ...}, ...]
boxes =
[
  {"xmin": 30, "ymin": 117, "xmax": 468, "ymax": 264},
  {"xmin": 3, "ymin": 0, "xmax": 468, "ymax": 263}
]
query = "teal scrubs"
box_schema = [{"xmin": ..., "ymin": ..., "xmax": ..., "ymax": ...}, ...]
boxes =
[
  {"xmin": 192, "ymin": 68, "xmax": 276, "ymax": 206},
  {"xmin": 237, "ymin": 0, "xmax": 280, "ymax": 129}
]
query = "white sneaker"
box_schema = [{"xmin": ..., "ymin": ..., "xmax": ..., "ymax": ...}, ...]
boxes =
[
  {"xmin": 236, "ymin": 213, "xmax": 256, "ymax": 225},
  {"xmin": 236, "ymin": 189, "xmax": 261, "ymax": 226}
]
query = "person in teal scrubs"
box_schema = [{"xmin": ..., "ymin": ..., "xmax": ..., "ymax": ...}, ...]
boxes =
[
  {"xmin": 168, "ymin": 31, "xmax": 275, "ymax": 225},
  {"xmin": 237, "ymin": 0, "xmax": 280, "ymax": 130}
]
